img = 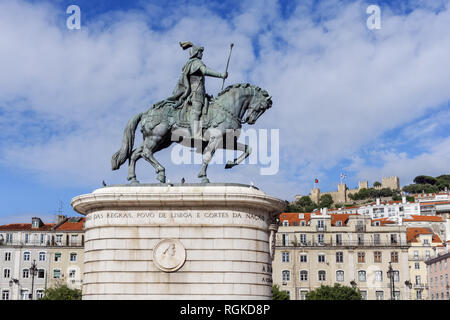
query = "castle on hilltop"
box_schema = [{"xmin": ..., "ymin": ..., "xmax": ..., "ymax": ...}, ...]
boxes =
[{"xmin": 296, "ymin": 176, "xmax": 400, "ymax": 204}]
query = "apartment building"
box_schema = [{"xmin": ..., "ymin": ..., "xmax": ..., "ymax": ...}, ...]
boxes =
[
  {"xmin": 274, "ymin": 212, "xmax": 410, "ymax": 300},
  {"xmin": 425, "ymin": 248, "xmax": 450, "ymax": 300},
  {"xmin": 0, "ymin": 216, "xmax": 85, "ymax": 300},
  {"xmin": 406, "ymin": 227, "xmax": 442, "ymax": 300}
]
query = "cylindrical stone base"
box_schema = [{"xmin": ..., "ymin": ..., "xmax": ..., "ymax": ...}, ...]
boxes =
[{"xmin": 71, "ymin": 183, "xmax": 284, "ymax": 300}]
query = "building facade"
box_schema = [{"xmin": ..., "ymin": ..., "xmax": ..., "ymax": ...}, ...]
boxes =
[
  {"xmin": 274, "ymin": 212, "xmax": 410, "ymax": 300},
  {"xmin": 0, "ymin": 216, "xmax": 85, "ymax": 300},
  {"xmin": 425, "ymin": 249, "xmax": 450, "ymax": 300}
]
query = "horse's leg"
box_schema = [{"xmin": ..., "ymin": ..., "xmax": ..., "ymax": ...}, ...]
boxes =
[
  {"xmin": 225, "ymin": 141, "xmax": 252, "ymax": 169},
  {"xmin": 197, "ymin": 134, "xmax": 221, "ymax": 183},
  {"xmin": 142, "ymin": 134, "xmax": 167, "ymax": 183},
  {"xmin": 127, "ymin": 144, "xmax": 143, "ymax": 183}
]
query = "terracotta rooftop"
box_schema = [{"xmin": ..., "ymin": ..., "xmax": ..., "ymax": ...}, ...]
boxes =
[
  {"xmin": 371, "ymin": 217, "xmax": 396, "ymax": 226},
  {"xmin": 0, "ymin": 223, "xmax": 55, "ymax": 231},
  {"xmin": 54, "ymin": 217, "xmax": 85, "ymax": 231},
  {"xmin": 403, "ymin": 215, "xmax": 444, "ymax": 222},
  {"xmin": 406, "ymin": 227, "xmax": 442, "ymax": 243}
]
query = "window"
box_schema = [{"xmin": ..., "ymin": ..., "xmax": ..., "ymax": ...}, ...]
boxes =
[
  {"xmin": 423, "ymin": 239, "xmax": 429, "ymax": 245},
  {"xmin": 357, "ymin": 234, "xmax": 364, "ymax": 245},
  {"xmin": 20, "ymin": 290, "xmax": 29, "ymax": 300},
  {"xmin": 299, "ymin": 234, "xmax": 306, "ymax": 244},
  {"xmin": 282, "ymin": 270, "xmax": 290, "ymax": 282},
  {"xmin": 416, "ymin": 290, "xmax": 422, "ymax": 300},
  {"xmin": 374, "ymin": 251, "xmax": 382, "ymax": 263},
  {"xmin": 317, "ymin": 234, "xmax": 324, "ymax": 244},
  {"xmin": 53, "ymin": 269, "xmax": 61, "ymax": 279},
  {"xmin": 299, "ymin": 290, "xmax": 308, "ymax": 300},
  {"xmin": 282, "ymin": 252, "xmax": 290, "ymax": 263},
  {"xmin": 300, "ymin": 254, "xmax": 307, "ymax": 263},
  {"xmin": 23, "ymin": 269, "xmax": 29, "ymax": 278},
  {"xmin": 300, "ymin": 270, "xmax": 308, "ymax": 281},
  {"xmin": 336, "ymin": 234, "xmax": 342, "ymax": 245},
  {"xmin": 425, "ymin": 251, "xmax": 430, "ymax": 260},
  {"xmin": 357, "ymin": 252, "xmax": 365, "ymax": 263},
  {"xmin": 375, "ymin": 270, "xmax": 383, "ymax": 282},
  {"xmin": 54, "ymin": 252, "xmax": 62, "ymax": 262},
  {"xmin": 390, "ymin": 234, "xmax": 398, "ymax": 244},
  {"xmin": 40, "ymin": 234, "xmax": 46, "ymax": 244},
  {"xmin": 391, "ymin": 252, "xmax": 399, "ymax": 263},
  {"xmin": 392, "ymin": 270, "xmax": 400, "ymax": 282},
  {"xmin": 1, "ymin": 290, "xmax": 9, "ymax": 300},
  {"xmin": 36, "ymin": 290, "xmax": 44, "ymax": 299},
  {"xmin": 318, "ymin": 270, "xmax": 326, "ymax": 281},
  {"xmin": 415, "ymin": 275, "xmax": 421, "ymax": 285},
  {"xmin": 373, "ymin": 234, "xmax": 380, "ymax": 245},
  {"xmin": 3, "ymin": 268, "xmax": 10, "ymax": 278},
  {"xmin": 317, "ymin": 220, "xmax": 325, "ymax": 229},
  {"xmin": 39, "ymin": 252, "xmax": 46, "ymax": 261},
  {"xmin": 23, "ymin": 252, "xmax": 30, "ymax": 261},
  {"xmin": 415, "ymin": 262, "xmax": 420, "ymax": 270},
  {"xmin": 38, "ymin": 269, "xmax": 45, "ymax": 279},
  {"xmin": 375, "ymin": 291, "xmax": 384, "ymax": 300},
  {"xmin": 318, "ymin": 254, "xmax": 325, "ymax": 263},
  {"xmin": 413, "ymin": 250, "xmax": 419, "ymax": 259},
  {"xmin": 336, "ymin": 270, "xmax": 344, "ymax": 282},
  {"xmin": 394, "ymin": 291, "xmax": 401, "ymax": 300},
  {"xmin": 336, "ymin": 252, "xmax": 344, "ymax": 263},
  {"xmin": 4, "ymin": 252, "xmax": 11, "ymax": 261},
  {"xmin": 336, "ymin": 221, "xmax": 342, "ymax": 227},
  {"xmin": 282, "ymin": 221, "xmax": 289, "ymax": 226},
  {"xmin": 360, "ymin": 291, "xmax": 367, "ymax": 300},
  {"xmin": 25, "ymin": 234, "xmax": 30, "ymax": 244},
  {"xmin": 56, "ymin": 234, "xmax": 63, "ymax": 245},
  {"xmin": 281, "ymin": 234, "xmax": 289, "ymax": 246},
  {"xmin": 358, "ymin": 270, "xmax": 366, "ymax": 282},
  {"xmin": 300, "ymin": 221, "xmax": 306, "ymax": 227}
]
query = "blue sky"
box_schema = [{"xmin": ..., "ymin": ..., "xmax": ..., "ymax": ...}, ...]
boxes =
[{"xmin": 0, "ymin": 0, "xmax": 449, "ymax": 224}]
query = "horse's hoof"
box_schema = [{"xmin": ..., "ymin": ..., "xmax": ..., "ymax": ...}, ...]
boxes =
[
  {"xmin": 201, "ymin": 177, "xmax": 210, "ymax": 184},
  {"xmin": 157, "ymin": 174, "xmax": 166, "ymax": 184},
  {"xmin": 225, "ymin": 161, "xmax": 235, "ymax": 169}
]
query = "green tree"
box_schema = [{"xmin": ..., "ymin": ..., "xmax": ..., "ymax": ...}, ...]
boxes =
[
  {"xmin": 319, "ymin": 194, "xmax": 333, "ymax": 208},
  {"xmin": 413, "ymin": 175, "xmax": 437, "ymax": 185},
  {"xmin": 306, "ymin": 283, "xmax": 362, "ymax": 300},
  {"xmin": 39, "ymin": 284, "xmax": 82, "ymax": 300},
  {"xmin": 373, "ymin": 181, "xmax": 382, "ymax": 187},
  {"xmin": 272, "ymin": 284, "xmax": 290, "ymax": 300}
]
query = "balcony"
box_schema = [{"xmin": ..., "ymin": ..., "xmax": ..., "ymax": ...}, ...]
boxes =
[
  {"xmin": 316, "ymin": 225, "xmax": 327, "ymax": 232},
  {"xmin": 276, "ymin": 240, "xmax": 409, "ymax": 247},
  {"xmin": 0, "ymin": 240, "xmax": 84, "ymax": 247},
  {"xmin": 414, "ymin": 283, "xmax": 425, "ymax": 290}
]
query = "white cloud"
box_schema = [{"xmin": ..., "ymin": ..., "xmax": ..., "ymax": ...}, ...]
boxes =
[{"xmin": 0, "ymin": 0, "xmax": 449, "ymax": 201}]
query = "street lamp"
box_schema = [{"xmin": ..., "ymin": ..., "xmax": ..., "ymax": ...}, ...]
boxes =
[
  {"xmin": 29, "ymin": 260, "xmax": 38, "ymax": 300},
  {"xmin": 387, "ymin": 262, "xmax": 395, "ymax": 300}
]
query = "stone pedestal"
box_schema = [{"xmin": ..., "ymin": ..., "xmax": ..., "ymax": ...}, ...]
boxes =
[{"xmin": 71, "ymin": 183, "xmax": 285, "ymax": 300}]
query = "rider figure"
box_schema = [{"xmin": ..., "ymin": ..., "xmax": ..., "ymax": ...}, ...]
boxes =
[{"xmin": 172, "ymin": 42, "xmax": 228, "ymax": 139}]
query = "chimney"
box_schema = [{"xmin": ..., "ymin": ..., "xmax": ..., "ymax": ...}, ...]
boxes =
[
  {"xmin": 376, "ymin": 198, "xmax": 380, "ymax": 206},
  {"xmin": 323, "ymin": 207, "xmax": 328, "ymax": 215},
  {"xmin": 402, "ymin": 196, "xmax": 406, "ymax": 204},
  {"xmin": 57, "ymin": 215, "xmax": 67, "ymax": 224}
]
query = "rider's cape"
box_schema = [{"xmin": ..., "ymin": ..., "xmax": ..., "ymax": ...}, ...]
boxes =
[{"xmin": 171, "ymin": 57, "xmax": 205, "ymax": 102}]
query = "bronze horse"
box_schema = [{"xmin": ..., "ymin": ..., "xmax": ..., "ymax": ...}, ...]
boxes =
[{"xmin": 111, "ymin": 83, "xmax": 272, "ymax": 183}]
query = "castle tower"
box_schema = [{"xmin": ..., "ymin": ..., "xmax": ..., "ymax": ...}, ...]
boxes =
[
  {"xmin": 382, "ymin": 176, "xmax": 400, "ymax": 190},
  {"xmin": 337, "ymin": 183, "xmax": 347, "ymax": 203},
  {"xmin": 358, "ymin": 181, "xmax": 368, "ymax": 190},
  {"xmin": 311, "ymin": 188, "xmax": 320, "ymax": 205}
]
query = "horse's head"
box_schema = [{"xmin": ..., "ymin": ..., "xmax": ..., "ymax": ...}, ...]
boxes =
[{"xmin": 243, "ymin": 88, "xmax": 273, "ymax": 125}]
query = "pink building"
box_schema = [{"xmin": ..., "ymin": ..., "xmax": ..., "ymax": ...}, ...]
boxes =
[{"xmin": 426, "ymin": 248, "xmax": 450, "ymax": 300}]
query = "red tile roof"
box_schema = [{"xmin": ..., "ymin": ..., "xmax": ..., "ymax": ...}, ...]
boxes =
[
  {"xmin": 54, "ymin": 217, "xmax": 85, "ymax": 231},
  {"xmin": 371, "ymin": 217, "xmax": 396, "ymax": 226},
  {"xmin": 406, "ymin": 227, "xmax": 442, "ymax": 243},
  {"xmin": 403, "ymin": 215, "xmax": 444, "ymax": 222},
  {"xmin": 0, "ymin": 223, "xmax": 55, "ymax": 231}
]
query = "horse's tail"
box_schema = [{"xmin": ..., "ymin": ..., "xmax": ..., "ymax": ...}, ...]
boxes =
[{"xmin": 111, "ymin": 112, "xmax": 143, "ymax": 170}]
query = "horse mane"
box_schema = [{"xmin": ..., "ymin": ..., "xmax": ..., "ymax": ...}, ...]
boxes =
[{"xmin": 217, "ymin": 83, "xmax": 270, "ymax": 98}]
